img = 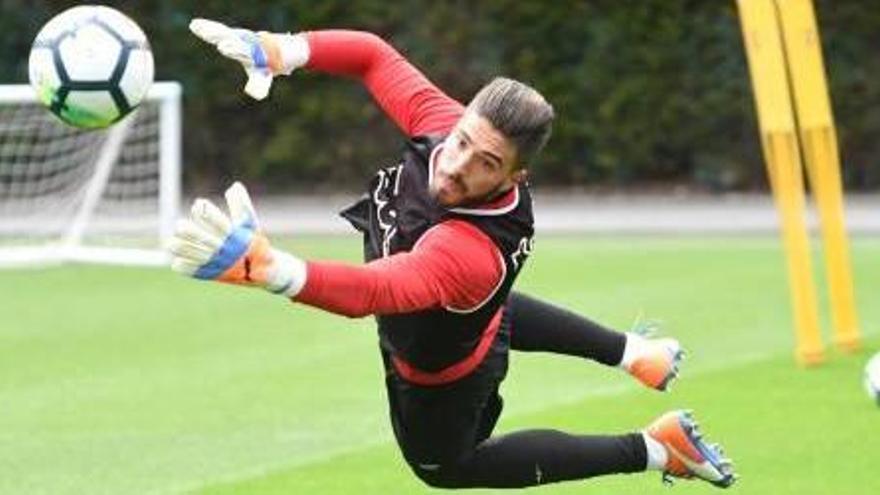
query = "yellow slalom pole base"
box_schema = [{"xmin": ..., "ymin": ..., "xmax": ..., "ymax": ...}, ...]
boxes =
[
  {"xmin": 796, "ymin": 346, "xmax": 826, "ymax": 367},
  {"xmin": 835, "ymin": 338, "xmax": 861, "ymax": 354}
]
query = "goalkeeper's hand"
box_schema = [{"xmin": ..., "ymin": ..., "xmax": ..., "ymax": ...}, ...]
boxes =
[
  {"xmin": 189, "ymin": 18, "xmax": 309, "ymax": 100},
  {"xmin": 168, "ymin": 182, "xmax": 306, "ymax": 297}
]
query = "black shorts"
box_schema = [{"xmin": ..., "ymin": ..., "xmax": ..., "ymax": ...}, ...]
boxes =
[{"xmin": 381, "ymin": 314, "xmax": 511, "ymax": 468}]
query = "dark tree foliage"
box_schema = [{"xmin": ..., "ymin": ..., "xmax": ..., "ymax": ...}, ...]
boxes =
[{"xmin": 1, "ymin": 0, "xmax": 877, "ymax": 191}]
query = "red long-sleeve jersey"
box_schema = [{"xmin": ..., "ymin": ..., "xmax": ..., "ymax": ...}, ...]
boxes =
[{"xmin": 294, "ymin": 31, "xmax": 504, "ymax": 316}]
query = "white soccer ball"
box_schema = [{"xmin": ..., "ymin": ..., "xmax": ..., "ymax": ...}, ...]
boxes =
[
  {"xmin": 28, "ymin": 5, "xmax": 154, "ymax": 129},
  {"xmin": 864, "ymin": 351, "xmax": 880, "ymax": 406}
]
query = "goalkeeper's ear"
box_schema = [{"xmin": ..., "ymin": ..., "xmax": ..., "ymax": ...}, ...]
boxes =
[{"xmin": 225, "ymin": 182, "xmax": 260, "ymax": 228}]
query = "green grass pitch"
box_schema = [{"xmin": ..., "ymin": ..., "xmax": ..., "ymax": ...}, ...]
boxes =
[{"xmin": 1, "ymin": 235, "xmax": 878, "ymax": 494}]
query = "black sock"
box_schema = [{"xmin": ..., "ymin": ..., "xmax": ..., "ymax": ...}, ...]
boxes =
[
  {"xmin": 507, "ymin": 291, "xmax": 626, "ymax": 366},
  {"xmin": 412, "ymin": 430, "xmax": 647, "ymax": 489}
]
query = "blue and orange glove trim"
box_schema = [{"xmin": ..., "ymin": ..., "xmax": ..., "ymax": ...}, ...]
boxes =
[{"xmin": 169, "ymin": 182, "xmax": 306, "ymax": 297}]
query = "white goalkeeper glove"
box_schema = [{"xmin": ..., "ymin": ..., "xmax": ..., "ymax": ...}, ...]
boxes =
[
  {"xmin": 168, "ymin": 182, "xmax": 307, "ymax": 297},
  {"xmin": 189, "ymin": 18, "xmax": 310, "ymax": 100}
]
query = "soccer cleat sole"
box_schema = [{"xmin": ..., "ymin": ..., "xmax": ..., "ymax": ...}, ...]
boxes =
[
  {"xmin": 656, "ymin": 346, "xmax": 685, "ymax": 391},
  {"xmin": 676, "ymin": 411, "xmax": 737, "ymax": 488}
]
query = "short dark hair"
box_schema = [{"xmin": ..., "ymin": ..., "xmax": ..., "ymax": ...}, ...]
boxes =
[{"xmin": 467, "ymin": 77, "xmax": 554, "ymax": 166}]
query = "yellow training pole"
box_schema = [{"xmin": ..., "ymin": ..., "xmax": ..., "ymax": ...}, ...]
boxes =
[
  {"xmin": 775, "ymin": 0, "xmax": 861, "ymax": 353},
  {"xmin": 737, "ymin": 0, "xmax": 825, "ymax": 365}
]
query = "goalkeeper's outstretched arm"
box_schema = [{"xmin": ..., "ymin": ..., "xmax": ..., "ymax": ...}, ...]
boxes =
[
  {"xmin": 169, "ymin": 183, "xmax": 503, "ymax": 318},
  {"xmin": 190, "ymin": 19, "xmax": 463, "ymax": 136}
]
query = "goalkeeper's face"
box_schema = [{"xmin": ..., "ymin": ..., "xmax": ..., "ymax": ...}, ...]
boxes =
[{"xmin": 431, "ymin": 111, "xmax": 526, "ymax": 208}]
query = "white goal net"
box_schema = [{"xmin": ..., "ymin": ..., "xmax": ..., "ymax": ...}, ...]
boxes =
[{"xmin": 0, "ymin": 81, "xmax": 181, "ymax": 267}]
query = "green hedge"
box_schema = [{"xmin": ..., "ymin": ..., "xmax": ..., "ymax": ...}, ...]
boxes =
[{"xmin": 3, "ymin": 0, "xmax": 878, "ymax": 191}]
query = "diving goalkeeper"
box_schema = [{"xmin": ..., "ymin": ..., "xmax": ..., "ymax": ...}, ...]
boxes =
[{"xmin": 170, "ymin": 19, "xmax": 736, "ymax": 489}]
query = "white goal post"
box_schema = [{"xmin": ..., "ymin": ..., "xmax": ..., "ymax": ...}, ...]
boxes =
[{"xmin": 0, "ymin": 81, "xmax": 181, "ymax": 267}]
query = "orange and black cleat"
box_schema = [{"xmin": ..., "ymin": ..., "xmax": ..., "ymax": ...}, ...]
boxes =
[
  {"xmin": 625, "ymin": 335, "xmax": 684, "ymax": 391},
  {"xmin": 646, "ymin": 410, "xmax": 736, "ymax": 488}
]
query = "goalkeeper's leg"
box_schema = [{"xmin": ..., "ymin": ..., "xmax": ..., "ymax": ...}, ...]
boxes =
[
  {"xmin": 507, "ymin": 292, "xmax": 683, "ymax": 391},
  {"xmin": 386, "ymin": 342, "xmax": 734, "ymax": 489},
  {"xmin": 410, "ymin": 417, "xmax": 734, "ymax": 489},
  {"xmin": 390, "ymin": 373, "xmax": 733, "ymax": 489},
  {"xmin": 412, "ymin": 429, "xmax": 649, "ymax": 489},
  {"xmin": 507, "ymin": 291, "xmax": 626, "ymax": 364},
  {"xmin": 386, "ymin": 351, "xmax": 647, "ymax": 489}
]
